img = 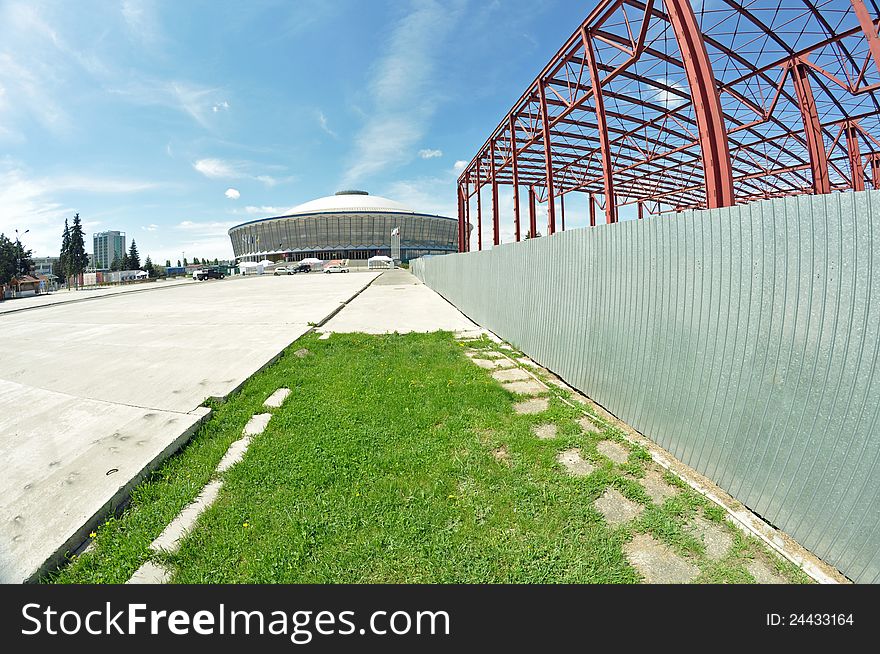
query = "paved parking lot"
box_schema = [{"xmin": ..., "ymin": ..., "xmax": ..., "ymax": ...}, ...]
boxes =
[{"xmin": 0, "ymin": 271, "xmax": 379, "ymax": 582}]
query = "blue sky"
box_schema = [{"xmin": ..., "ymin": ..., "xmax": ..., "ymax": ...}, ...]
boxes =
[{"xmin": 0, "ymin": 0, "xmax": 594, "ymax": 263}]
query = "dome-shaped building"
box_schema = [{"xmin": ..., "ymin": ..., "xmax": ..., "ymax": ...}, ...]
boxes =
[{"xmin": 228, "ymin": 190, "xmax": 460, "ymax": 263}]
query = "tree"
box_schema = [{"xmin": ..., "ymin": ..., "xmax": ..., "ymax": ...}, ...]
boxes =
[
  {"xmin": 176, "ymin": 259, "xmax": 181, "ymax": 267},
  {"xmin": 165, "ymin": 259, "xmax": 171, "ymax": 268},
  {"xmin": 59, "ymin": 219, "xmax": 71, "ymax": 286},
  {"xmin": 12, "ymin": 238, "xmax": 33, "ymax": 276},
  {"xmin": 110, "ymin": 255, "xmax": 120, "ymax": 271},
  {"xmin": 0, "ymin": 233, "xmax": 17, "ymax": 289},
  {"xmin": 183, "ymin": 257, "xmax": 188, "ymax": 267},
  {"xmin": 128, "ymin": 240, "xmax": 141, "ymax": 270},
  {"xmin": 121, "ymin": 252, "xmax": 130, "ymax": 270},
  {"xmin": 68, "ymin": 213, "xmax": 89, "ymax": 288},
  {"xmin": 144, "ymin": 255, "xmax": 155, "ymax": 278},
  {"xmin": 213, "ymin": 258, "xmax": 219, "ymax": 265}
]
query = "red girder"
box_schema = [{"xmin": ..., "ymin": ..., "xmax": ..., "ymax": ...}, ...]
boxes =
[{"xmin": 456, "ymin": 1, "xmax": 880, "ymax": 251}]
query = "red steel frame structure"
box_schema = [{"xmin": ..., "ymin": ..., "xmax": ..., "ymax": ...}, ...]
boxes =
[{"xmin": 457, "ymin": 0, "xmax": 880, "ymax": 250}]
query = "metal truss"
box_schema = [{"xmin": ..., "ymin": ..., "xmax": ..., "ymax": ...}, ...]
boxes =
[{"xmin": 456, "ymin": 0, "xmax": 880, "ymax": 251}]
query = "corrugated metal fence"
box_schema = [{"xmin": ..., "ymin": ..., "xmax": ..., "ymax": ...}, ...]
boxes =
[{"xmin": 413, "ymin": 190, "xmax": 880, "ymax": 583}]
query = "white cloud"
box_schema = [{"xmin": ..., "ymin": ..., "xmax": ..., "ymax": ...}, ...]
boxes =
[
  {"xmin": 317, "ymin": 110, "xmax": 337, "ymax": 137},
  {"xmin": 243, "ymin": 205, "xmax": 296, "ymax": 216},
  {"xmin": 192, "ymin": 158, "xmax": 290, "ymax": 186},
  {"xmin": 453, "ymin": 160, "xmax": 468, "ymax": 172},
  {"xmin": 0, "ymin": 161, "xmax": 160, "ymax": 256},
  {"xmin": 341, "ymin": 0, "xmax": 465, "ymax": 186},
  {"xmin": 142, "ymin": 223, "xmax": 159, "ymax": 231},
  {"xmin": 654, "ymin": 77, "xmax": 687, "ymax": 110},
  {"xmin": 225, "ymin": 188, "xmax": 240, "ymax": 200},
  {"xmin": 419, "ymin": 148, "xmax": 443, "ymax": 159},
  {"xmin": 212, "ymin": 100, "xmax": 230, "ymax": 113},
  {"xmin": 109, "ymin": 79, "xmax": 226, "ymax": 129},
  {"xmin": 121, "ymin": 0, "xmax": 163, "ymax": 46},
  {"xmin": 193, "ymin": 158, "xmax": 235, "ymax": 179}
]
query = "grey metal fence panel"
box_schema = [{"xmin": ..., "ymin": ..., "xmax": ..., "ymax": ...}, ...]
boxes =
[{"xmin": 412, "ymin": 190, "xmax": 880, "ymax": 584}]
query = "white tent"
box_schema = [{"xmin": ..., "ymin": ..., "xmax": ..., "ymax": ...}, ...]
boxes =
[
  {"xmin": 239, "ymin": 261, "xmax": 264, "ymax": 275},
  {"xmin": 367, "ymin": 255, "xmax": 394, "ymax": 270},
  {"xmin": 301, "ymin": 257, "xmax": 323, "ymax": 265},
  {"xmin": 258, "ymin": 259, "xmax": 274, "ymax": 267}
]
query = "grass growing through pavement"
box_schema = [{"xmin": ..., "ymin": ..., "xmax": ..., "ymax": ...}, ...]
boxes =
[{"xmin": 49, "ymin": 332, "xmax": 809, "ymax": 584}]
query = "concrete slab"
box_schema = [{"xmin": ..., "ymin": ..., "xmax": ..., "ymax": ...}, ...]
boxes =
[
  {"xmin": 597, "ymin": 440, "xmax": 630, "ymax": 464},
  {"xmin": 556, "ymin": 448, "xmax": 595, "ymax": 477},
  {"xmin": 641, "ymin": 468, "xmax": 678, "ymax": 504},
  {"xmin": 0, "ymin": 272, "xmax": 380, "ymax": 582},
  {"xmin": 216, "ymin": 437, "xmax": 251, "ymax": 473},
  {"xmin": 747, "ymin": 559, "xmax": 787, "ymax": 584},
  {"xmin": 244, "ymin": 413, "xmax": 272, "ymax": 436},
  {"xmin": 322, "ymin": 269, "xmax": 478, "ymax": 334},
  {"xmin": 532, "ymin": 423, "xmax": 558, "ymax": 440},
  {"xmin": 593, "ymin": 488, "xmax": 644, "ymax": 526},
  {"xmin": 127, "ymin": 561, "xmax": 171, "ymax": 584},
  {"xmin": 578, "ymin": 416, "xmax": 601, "ymax": 434},
  {"xmin": 0, "ymin": 274, "xmax": 378, "ymax": 413},
  {"xmin": 625, "ymin": 534, "xmax": 700, "ymax": 584},
  {"xmin": 472, "ymin": 358, "xmax": 507, "ymax": 370},
  {"xmin": 150, "ymin": 480, "xmax": 223, "ymax": 553},
  {"xmin": 513, "ymin": 398, "xmax": 549, "ymax": 414},
  {"xmin": 687, "ymin": 516, "xmax": 733, "ymax": 561},
  {"xmin": 264, "ymin": 388, "xmax": 291, "ymax": 409},
  {"xmin": 491, "ymin": 367, "xmax": 531, "ymax": 382},
  {"xmin": 0, "ymin": 379, "xmax": 208, "ymax": 583},
  {"xmin": 502, "ymin": 380, "xmax": 547, "ymax": 395}
]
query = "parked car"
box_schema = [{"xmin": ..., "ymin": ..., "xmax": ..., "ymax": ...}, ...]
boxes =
[
  {"xmin": 292, "ymin": 263, "xmax": 312, "ymax": 273},
  {"xmin": 324, "ymin": 264, "xmax": 349, "ymax": 274},
  {"xmin": 193, "ymin": 267, "xmax": 225, "ymax": 280},
  {"xmin": 273, "ymin": 266, "xmax": 292, "ymax": 276}
]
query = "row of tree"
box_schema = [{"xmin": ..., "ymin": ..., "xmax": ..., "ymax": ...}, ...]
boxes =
[
  {"xmin": 163, "ymin": 257, "xmax": 220, "ymax": 267},
  {"xmin": 56, "ymin": 214, "xmax": 159, "ymax": 286},
  {"xmin": 107, "ymin": 240, "xmax": 141, "ymax": 272}
]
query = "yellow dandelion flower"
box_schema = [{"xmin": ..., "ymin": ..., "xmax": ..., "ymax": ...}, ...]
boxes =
[
  {"xmin": 89, "ymin": 532, "xmax": 97, "ymax": 539},
  {"xmin": 243, "ymin": 522, "xmax": 249, "ymax": 528}
]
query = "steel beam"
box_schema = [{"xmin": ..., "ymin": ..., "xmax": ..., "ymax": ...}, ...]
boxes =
[
  {"xmin": 582, "ymin": 26, "xmax": 618, "ymax": 223},
  {"xmin": 589, "ymin": 193, "xmax": 597, "ymax": 227},
  {"xmin": 871, "ymin": 154, "xmax": 880, "ymax": 188},
  {"xmin": 664, "ymin": 0, "xmax": 735, "ymax": 208},
  {"xmin": 791, "ymin": 61, "xmax": 831, "ymax": 194},
  {"xmin": 476, "ymin": 158, "xmax": 483, "ymax": 250},
  {"xmin": 458, "ymin": 184, "xmax": 465, "ymax": 252},
  {"xmin": 528, "ymin": 186, "xmax": 537, "ymax": 238},
  {"xmin": 560, "ymin": 193, "xmax": 566, "ymax": 231},
  {"xmin": 852, "ymin": 0, "xmax": 880, "ymax": 77},
  {"xmin": 509, "ymin": 115, "xmax": 521, "ymax": 241},
  {"xmin": 464, "ymin": 178, "xmax": 471, "ymax": 252},
  {"xmin": 490, "ymin": 138, "xmax": 500, "ymax": 246},
  {"xmin": 845, "ymin": 120, "xmax": 866, "ymax": 191},
  {"xmin": 538, "ymin": 81, "xmax": 556, "ymax": 234}
]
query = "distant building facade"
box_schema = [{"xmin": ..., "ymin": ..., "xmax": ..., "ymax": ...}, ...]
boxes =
[
  {"xmin": 93, "ymin": 231, "xmax": 126, "ymax": 270},
  {"xmin": 32, "ymin": 256, "xmax": 59, "ymax": 277},
  {"xmin": 228, "ymin": 190, "xmax": 461, "ymax": 263}
]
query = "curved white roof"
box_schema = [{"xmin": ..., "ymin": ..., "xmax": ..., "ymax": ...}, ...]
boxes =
[{"xmin": 287, "ymin": 192, "xmax": 414, "ymax": 216}]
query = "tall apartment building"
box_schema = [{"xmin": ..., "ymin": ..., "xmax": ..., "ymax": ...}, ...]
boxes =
[{"xmin": 93, "ymin": 231, "xmax": 126, "ymax": 271}]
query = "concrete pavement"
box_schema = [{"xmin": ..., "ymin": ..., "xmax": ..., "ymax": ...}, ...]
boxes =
[
  {"xmin": 0, "ymin": 278, "xmax": 193, "ymax": 315},
  {"xmin": 0, "ymin": 271, "xmax": 379, "ymax": 582},
  {"xmin": 319, "ymin": 268, "xmax": 478, "ymax": 334}
]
